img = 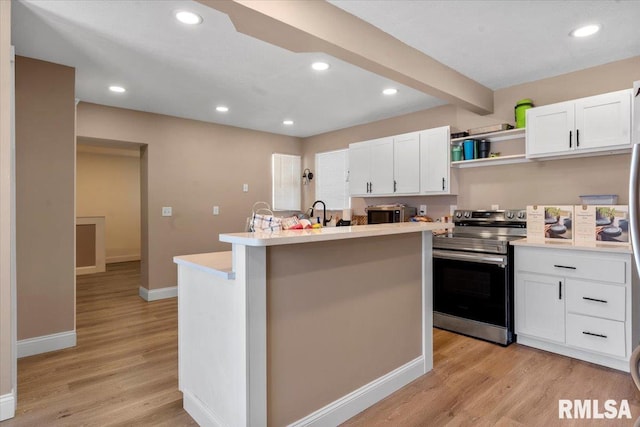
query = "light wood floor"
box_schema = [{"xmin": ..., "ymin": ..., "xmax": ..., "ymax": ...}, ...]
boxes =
[
  {"xmin": 3, "ymin": 261, "xmax": 639, "ymax": 426},
  {"xmin": 3, "ymin": 262, "xmax": 196, "ymax": 426}
]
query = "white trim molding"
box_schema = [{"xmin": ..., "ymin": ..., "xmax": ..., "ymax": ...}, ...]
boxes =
[
  {"xmin": 288, "ymin": 357, "xmax": 425, "ymax": 427},
  {"xmin": 139, "ymin": 286, "xmax": 177, "ymax": 301},
  {"xmin": 17, "ymin": 330, "xmax": 76, "ymax": 358},
  {"xmin": 0, "ymin": 391, "xmax": 15, "ymax": 421},
  {"xmin": 106, "ymin": 254, "xmax": 140, "ymax": 264}
]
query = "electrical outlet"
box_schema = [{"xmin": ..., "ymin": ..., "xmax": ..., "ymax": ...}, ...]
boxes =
[
  {"xmin": 449, "ymin": 205, "xmax": 457, "ymax": 215},
  {"xmin": 213, "ymin": 206, "xmax": 220, "ymax": 215},
  {"xmin": 243, "ymin": 184, "xmax": 249, "ymax": 192},
  {"xmin": 162, "ymin": 207, "xmax": 172, "ymax": 217},
  {"xmin": 491, "ymin": 204, "xmax": 500, "ymax": 210},
  {"xmin": 419, "ymin": 204, "xmax": 427, "ymax": 215}
]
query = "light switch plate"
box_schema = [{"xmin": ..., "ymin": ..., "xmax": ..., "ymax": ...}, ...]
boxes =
[
  {"xmin": 450, "ymin": 205, "xmax": 457, "ymax": 215},
  {"xmin": 162, "ymin": 207, "xmax": 172, "ymax": 217},
  {"xmin": 243, "ymin": 184, "xmax": 249, "ymax": 192},
  {"xmin": 213, "ymin": 206, "xmax": 220, "ymax": 215}
]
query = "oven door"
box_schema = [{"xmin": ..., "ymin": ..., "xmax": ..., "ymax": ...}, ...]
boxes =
[{"xmin": 433, "ymin": 249, "xmax": 509, "ymax": 327}]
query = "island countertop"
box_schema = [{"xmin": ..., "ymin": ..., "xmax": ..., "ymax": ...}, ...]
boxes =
[{"xmin": 219, "ymin": 221, "xmax": 450, "ymax": 246}]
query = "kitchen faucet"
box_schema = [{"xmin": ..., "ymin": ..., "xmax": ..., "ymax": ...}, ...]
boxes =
[{"xmin": 310, "ymin": 200, "xmax": 332, "ymax": 226}]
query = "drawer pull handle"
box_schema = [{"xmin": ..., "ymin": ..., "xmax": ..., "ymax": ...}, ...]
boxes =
[
  {"xmin": 553, "ymin": 264, "xmax": 576, "ymax": 270},
  {"xmin": 582, "ymin": 296, "xmax": 608, "ymax": 304},
  {"xmin": 582, "ymin": 331, "xmax": 607, "ymax": 339}
]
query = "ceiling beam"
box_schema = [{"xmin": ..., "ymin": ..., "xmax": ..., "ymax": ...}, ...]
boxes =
[{"xmin": 198, "ymin": 0, "xmax": 494, "ymax": 115}]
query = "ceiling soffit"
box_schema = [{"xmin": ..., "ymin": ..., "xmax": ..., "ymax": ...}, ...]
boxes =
[{"xmin": 199, "ymin": 0, "xmax": 494, "ymax": 115}]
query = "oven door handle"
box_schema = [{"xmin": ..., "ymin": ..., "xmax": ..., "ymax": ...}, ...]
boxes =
[{"xmin": 432, "ymin": 249, "xmax": 507, "ymax": 267}]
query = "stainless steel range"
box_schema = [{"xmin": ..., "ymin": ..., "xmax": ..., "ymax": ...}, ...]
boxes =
[{"xmin": 432, "ymin": 209, "xmax": 527, "ymax": 345}]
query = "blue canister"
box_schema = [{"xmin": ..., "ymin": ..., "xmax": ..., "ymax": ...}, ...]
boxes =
[{"xmin": 463, "ymin": 139, "xmax": 476, "ymax": 160}]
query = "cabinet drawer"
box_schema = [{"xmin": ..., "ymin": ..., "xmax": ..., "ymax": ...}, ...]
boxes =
[
  {"xmin": 566, "ymin": 313, "xmax": 626, "ymax": 358},
  {"xmin": 566, "ymin": 279, "xmax": 625, "ymax": 321},
  {"xmin": 516, "ymin": 248, "xmax": 626, "ymax": 284}
]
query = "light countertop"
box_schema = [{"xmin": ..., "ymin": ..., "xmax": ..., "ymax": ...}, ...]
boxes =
[
  {"xmin": 174, "ymin": 251, "xmax": 234, "ymax": 279},
  {"xmin": 219, "ymin": 222, "xmax": 450, "ymax": 247},
  {"xmin": 511, "ymin": 238, "xmax": 633, "ymax": 254}
]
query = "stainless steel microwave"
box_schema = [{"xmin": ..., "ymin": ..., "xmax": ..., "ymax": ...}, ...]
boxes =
[{"xmin": 366, "ymin": 206, "xmax": 417, "ymax": 224}]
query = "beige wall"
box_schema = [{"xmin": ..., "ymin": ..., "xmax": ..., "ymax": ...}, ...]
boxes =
[
  {"xmin": 302, "ymin": 56, "xmax": 640, "ymax": 219},
  {"xmin": 76, "ymin": 144, "xmax": 141, "ymax": 263},
  {"xmin": 15, "ymin": 56, "xmax": 75, "ymax": 340},
  {"xmin": 267, "ymin": 233, "xmax": 422, "ymax": 425},
  {"xmin": 0, "ymin": 0, "xmax": 13, "ymax": 399},
  {"xmin": 76, "ymin": 103, "xmax": 302, "ymax": 290}
]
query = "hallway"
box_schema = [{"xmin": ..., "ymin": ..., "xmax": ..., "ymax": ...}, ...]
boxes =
[{"xmin": 4, "ymin": 262, "xmax": 196, "ymax": 426}]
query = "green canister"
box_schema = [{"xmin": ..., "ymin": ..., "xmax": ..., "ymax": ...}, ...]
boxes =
[{"xmin": 515, "ymin": 98, "xmax": 533, "ymax": 128}]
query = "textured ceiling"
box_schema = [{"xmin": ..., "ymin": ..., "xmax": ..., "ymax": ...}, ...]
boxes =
[{"xmin": 11, "ymin": 0, "xmax": 640, "ymax": 138}]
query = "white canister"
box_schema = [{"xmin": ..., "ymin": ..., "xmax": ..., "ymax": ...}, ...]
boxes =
[{"xmin": 342, "ymin": 208, "xmax": 352, "ymax": 221}]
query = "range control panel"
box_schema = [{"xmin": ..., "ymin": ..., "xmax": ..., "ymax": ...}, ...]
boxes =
[{"xmin": 453, "ymin": 209, "xmax": 527, "ymax": 224}]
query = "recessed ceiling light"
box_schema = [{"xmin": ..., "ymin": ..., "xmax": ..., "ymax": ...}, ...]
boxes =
[
  {"xmin": 283, "ymin": 120, "xmax": 294, "ymax": 126},
  {"xmin": 175, "ymin": 11, "xmax": 203, "ymax": 25},
  {"xmin": 109, "ymin": 85, "xmax": 126, "ymax": 93},
  {"xmin": 382, "ymin": 88, "xmax": 398, "ymax": 95},
  {"xmin": 311, "ymin": 62, "xmax": 330, "ymax": 71},
  {"xmin": 216, "ymin": 106, "xmax": 229, "ymax": 113},
  {"xmin": 571, "ymin": 24, "xmax": 600, "ymax": 38}
]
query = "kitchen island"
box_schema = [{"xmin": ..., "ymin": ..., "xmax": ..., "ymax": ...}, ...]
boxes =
[{"xmin": 173, "ymin": 222, "xmax": 446, "ymax": 426}]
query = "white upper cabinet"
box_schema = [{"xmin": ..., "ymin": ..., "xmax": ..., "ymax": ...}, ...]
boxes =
[
  {"xmin": 393, "ymin": 132, "xmax": 420, "ymax": 194},
  {"xmin": 349, "ymin": 125, "xmax": 456, "ymax": 197},
  {"xmin": 420, "ymin": 126, "xmax": 456, "ymax": 195},
  {"xmin": 348, "ymin": 141, "xmax": 371, "ymax": 197},
  {"xmin": 349, "ymin": 137, "xmax": 394, "ymax": 196},
  {"xmin": 526, "ymin": 89, "xmax": 632, "ymax": 159},
  {"xmin": 575, "ymin": 91, "xmax": 632, "ymax": 151},
  {"xmin": 526, "ymin": 101, "xmax": 575, "ymax": 157}
]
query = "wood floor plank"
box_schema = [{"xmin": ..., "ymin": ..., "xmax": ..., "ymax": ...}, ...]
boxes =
[{"xmin": 3, "ymin": 261, "xmax": 640, "ymax": 426}]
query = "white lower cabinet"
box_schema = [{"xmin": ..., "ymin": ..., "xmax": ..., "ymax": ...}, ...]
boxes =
[
  {"xmin": 515, "ymin": 272, "xmax": 565, "ymax": 344},
  {"xmin": 514, "ymin": 245, "xmax": 637, "ymax": 371}
]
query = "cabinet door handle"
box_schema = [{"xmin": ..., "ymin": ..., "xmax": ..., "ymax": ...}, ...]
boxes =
[
  {"xmin": 569, "ymin": 130, "xmax": 572, "ymax": 148},
  {"xmin": 559, "ymin": 281, "xmax": 562, "ymax": 300},
  {"xmin": 582, "ymin": 331, "xmax": 607, "ymax": 339},
  {"xmin": 394, "ymin": 180, "xmax": 397, "ymax": 193},
  {"xmin": 369, "ymin": 182, "xmax": 372, "ymax": 193},
  {"xmin": 583, "ymin": 296, "xmax": 608, "ymax": 304},
  {"xmin": 576, "ymin": 129, "xmax": 580, "ymax": 147},
  {"xmin": 442, "ymin": 177, "xmax": 445, "ymax": 191},
  {"xmin": 554, "ymin": 264, "xmax": 576, "ymax": 270}
]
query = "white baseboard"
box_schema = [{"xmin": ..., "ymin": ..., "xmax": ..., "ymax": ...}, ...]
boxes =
[
  {"xmin": 288, "ymin": 356, "xmax": 425, "ymax": 427},
  {"xmin": 0, "ymin": 391, "xmax": 16, "ymax": 421},
  {"xmin": 17, "ymin": 330, "xmax": 76, "ymax": 358},
  {"xmin": 183, "ymin": 390, "xmax": 227, "ymax": 427},
  {"xmin": 139, "ymin": 286, "xmax": 177, "ymax": 301},
  {"xmin": 106, "ymin": 254, "xmax": 140, "ymax": 264}
]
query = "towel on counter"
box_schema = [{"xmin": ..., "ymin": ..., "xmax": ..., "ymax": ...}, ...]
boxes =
[{"xmin": 250, "ymin": 213, "xmax": 283, "ymax": 232}]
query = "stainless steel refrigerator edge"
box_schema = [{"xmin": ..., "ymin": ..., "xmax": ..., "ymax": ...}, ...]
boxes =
[{"xmin": 630, "ymin": 81, "xmax": 640, "ymax": 277}]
